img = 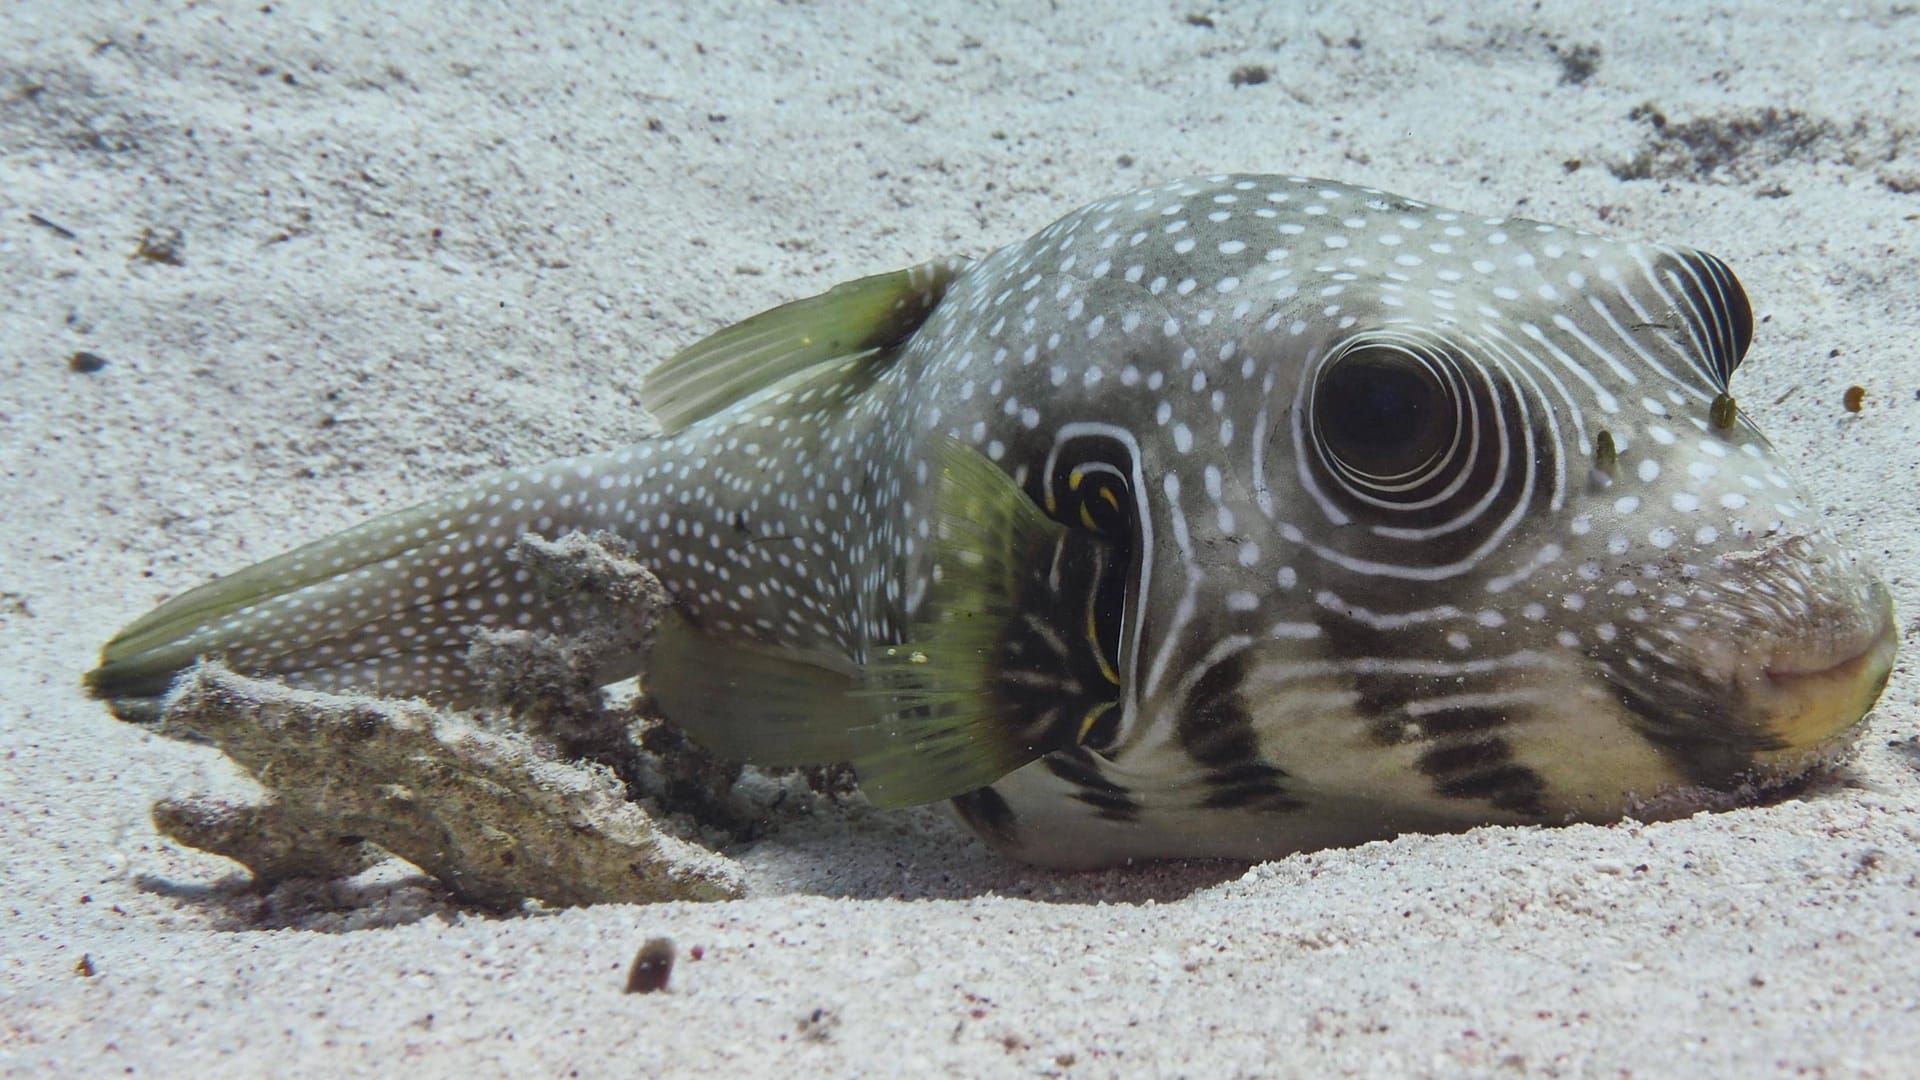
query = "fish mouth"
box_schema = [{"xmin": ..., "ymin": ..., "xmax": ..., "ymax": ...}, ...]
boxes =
[{"xmin": 1752, "ymin": 605, "xmax": 1898, "ymax": 764}]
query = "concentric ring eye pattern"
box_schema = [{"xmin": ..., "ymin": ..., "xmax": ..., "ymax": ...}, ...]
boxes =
[
  {"xmin": 1306, "ymin": 331, "xmax": 1475, "ymax": 510},
  {"xmin": 1287, "ymin": 326, "xmax": 1549, "ymax": 573}
]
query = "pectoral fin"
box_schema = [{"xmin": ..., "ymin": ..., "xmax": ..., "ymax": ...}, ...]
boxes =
[
  {"xmin": 647, "ymin": 613, "xmax": 868, "ymax": 767},
  {"xmin": 856, "ymin": 438, "xmax": 1126, "ymax": 806},
  {"xmin": 646, "ymin": 438, "xmax": 1126, "ymax": 808}
]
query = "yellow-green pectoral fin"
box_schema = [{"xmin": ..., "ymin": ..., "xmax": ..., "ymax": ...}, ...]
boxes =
[
  {"xmin": 647, "ymin": 612, "xmax": 871, "ymax": 767},
  {"xmin": 642, "ymin": 257, "xmax": 970, "ymax": 434},
  {"xmin": 858, "ymin": 438, "xmax": 1126, "ymax": 807},
  {"xmin": 647, "ymin": 438, "xmax": 1126, "ymax": 810}
]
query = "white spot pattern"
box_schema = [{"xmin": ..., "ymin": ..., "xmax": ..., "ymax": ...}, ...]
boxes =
[{"xmin": 114, "ymin": 174, "xmax": 1889, "ymax": 870}]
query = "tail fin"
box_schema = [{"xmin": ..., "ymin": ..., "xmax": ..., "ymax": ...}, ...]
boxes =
[{"xmin": 85, "ymin": 468, "xmax": 601, "ymax": 719}]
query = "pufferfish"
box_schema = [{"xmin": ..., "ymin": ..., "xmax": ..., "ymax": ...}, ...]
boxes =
[{"xmin": 87, "ymin": 174, "xmax": 1896, "ymax": 868}]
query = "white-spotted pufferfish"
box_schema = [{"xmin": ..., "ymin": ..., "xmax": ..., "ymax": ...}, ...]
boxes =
[{"xmin": 88, "ymin": 174, "xmax": 1897, "ymax": 868}]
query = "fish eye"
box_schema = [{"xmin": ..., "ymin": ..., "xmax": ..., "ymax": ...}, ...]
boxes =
[{"xmin": 1311, "ymin": 344, "xmax": 1457, "ymax": 485}]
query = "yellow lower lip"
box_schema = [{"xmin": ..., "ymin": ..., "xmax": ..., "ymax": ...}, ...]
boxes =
[{"xmin": 1756, "ymin": 616, "xmax": 1899, "ymax": 760}]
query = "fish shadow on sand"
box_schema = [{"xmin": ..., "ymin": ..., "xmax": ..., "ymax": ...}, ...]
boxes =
[
  {"xmin": 121, "ymin": 664, "xmax": 1244, "ymax": 932},
  {"xmin": 127, "ymin": 754, "xmax": 1873, "ymax": 933},
  {"xmin": 130, "ymin": 812, "xmax": 1247, "ymax": 934},
  {"xmin": 727, "ymin": 803, "xmax": 1250, "ymax": 905}
]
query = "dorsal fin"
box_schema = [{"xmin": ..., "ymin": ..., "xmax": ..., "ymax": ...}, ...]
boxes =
[{"xmin": 642, "ymin": 256, "xmax": 970, "ymax": 434}]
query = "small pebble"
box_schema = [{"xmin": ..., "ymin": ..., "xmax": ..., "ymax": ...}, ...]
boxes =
[
  {"xmin": 134, "ymin": 225, "xmax": 186, "ymax": 266},
  {"xmin": 625, "ymin": 936, "xmax": 676, "ymax": 994}
]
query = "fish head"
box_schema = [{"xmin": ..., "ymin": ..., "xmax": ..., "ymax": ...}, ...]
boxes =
[{"xmin": 1072, "ymin": 182, "xmax": 1894, "ymax": 826}]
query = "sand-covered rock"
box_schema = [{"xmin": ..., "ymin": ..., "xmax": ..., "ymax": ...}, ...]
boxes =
[{"xmin": 153, "ymin": 662, "xmax": 744, "ymax": 907}]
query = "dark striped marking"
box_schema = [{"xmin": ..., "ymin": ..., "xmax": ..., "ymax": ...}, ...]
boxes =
[
  {"xmin": 1179, "ymin": 653, "xmax": 1304, "ymax": 813},
  {"xmin": 1591, "ymin": 650, "xmax": 1774, "ymax": 786},
  {"xmin": 1198, "ymin": 761, "xmax": 1303, "ymax": 812},
  {"xmin": 1664, "ymin": 249, "xmax": 1754, "ymax": 389},
  {"xmin": 1043, "ymin": 747, "xmax": 1140, "ymax": 821},
  {"xmin": 1416, "ymin": 735, "xmax": 1545, "ymax": 816},
  {"xmin": 951, "ymin": 786, "xmax": 1020, "ymax": 846}
]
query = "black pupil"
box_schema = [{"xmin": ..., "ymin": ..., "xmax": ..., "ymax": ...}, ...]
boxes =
[{"xmin": 1317, "ymin": 352, "xmax": 1446, "ymax": 477}]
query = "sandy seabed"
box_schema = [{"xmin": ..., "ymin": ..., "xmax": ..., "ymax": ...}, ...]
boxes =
[{"xmin": 4, "ymin": 2, "xmax": 1918, "ymax": 1075}]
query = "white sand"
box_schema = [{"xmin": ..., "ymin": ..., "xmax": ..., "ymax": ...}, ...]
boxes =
[{"xmin": 4, "ymin": 1, "xmax": 1917, "ymax": 1074}]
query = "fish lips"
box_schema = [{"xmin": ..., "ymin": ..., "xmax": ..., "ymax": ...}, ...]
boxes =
[{"xmin": 1750, "ymin": 589, "xmax": 1897, "ymax": 766}]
